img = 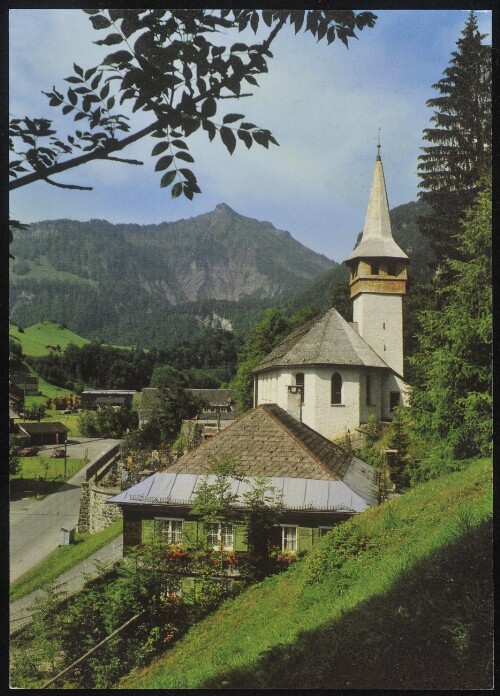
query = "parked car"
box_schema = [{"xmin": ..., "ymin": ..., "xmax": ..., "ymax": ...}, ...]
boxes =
[
  {"xmin": 50, "ymin": 448, "xmax": 65, "ymax": 458},
  {"xmin": 19, "ymin": 446, "xmax": 38, "ymax": 457}
]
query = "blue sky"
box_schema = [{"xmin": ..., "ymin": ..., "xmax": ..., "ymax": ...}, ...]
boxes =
[{"xmin": 9, "ymin": 9, "xmax": 492, "ymax": 262}]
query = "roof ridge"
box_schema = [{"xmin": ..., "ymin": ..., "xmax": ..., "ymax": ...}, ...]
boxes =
[{"xmin": 261, "ymin": 404, "xmax": 342, "ymax": 481}]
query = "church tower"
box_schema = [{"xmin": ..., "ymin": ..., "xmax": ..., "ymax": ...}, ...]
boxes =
[{"xmin": 344, "ymin": 146, "xmax": 408, "ymax": 376}]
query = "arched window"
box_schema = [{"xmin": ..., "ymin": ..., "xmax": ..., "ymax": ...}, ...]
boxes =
[
  {"xmin": 295, "ymin": 372, "xmax": 304, "ymax": 404},
  {"xmin": 331, "ymin": 373, "xmax": 342, "ymax": 405},
  {"xmin": 371, "ymin": 262, "xmax": 379, "ymax": 275}
]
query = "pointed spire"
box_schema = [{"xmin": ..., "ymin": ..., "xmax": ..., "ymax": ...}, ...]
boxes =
[{"xmin": 345, "ymin": 149, "xmax": 408, "ymax": 262}]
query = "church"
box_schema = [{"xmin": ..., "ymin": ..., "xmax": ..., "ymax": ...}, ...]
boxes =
[
  {"xmin": 252, "ymin": 147, "xmax": 410, "ymax": 440},
  {"xmin": 108, "ymin": 149, "xmax": 408, "ymax": 551}
]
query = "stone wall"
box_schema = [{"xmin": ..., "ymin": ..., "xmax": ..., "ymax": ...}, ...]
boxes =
[
  {"xmin": 78, "ymin": 481, "xmax": 122, "ymax": 534},
  {"xmin": 78, "ymin": 444, "xmax": 122, "ymax": 534}
]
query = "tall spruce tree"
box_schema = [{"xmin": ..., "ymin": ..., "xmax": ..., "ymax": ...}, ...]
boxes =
[
  {"xmin": 417, "ymin": 11, "xmax": 491, "ymax": 266},
  {"xmin": 410, "ymin": 177, "xmax": 492, "ymax": 460}
]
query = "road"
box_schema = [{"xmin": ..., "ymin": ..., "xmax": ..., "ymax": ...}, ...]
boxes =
[{"xmin": 10, "ymin": 438, "xmax": 120, "ymax": 583}]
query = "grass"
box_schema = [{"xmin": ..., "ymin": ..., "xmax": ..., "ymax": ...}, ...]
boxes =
[
  {"xmin": 12, "ymin": 455, "xmax": 84, "ymax": 482},
  {"xmin": 120, "ymin": 457, "xmax": 492, "ymax": 691},
  {"xmin": 10, "ymin": 321, "xmax": 131, "ymax": 357},
  {"xmin": 10, "ymin": 321, "xmax": 89, "ymax": 356},
  {"xmin": 10, "ymin": 517, "xmax": 123, "ymax": 603}
]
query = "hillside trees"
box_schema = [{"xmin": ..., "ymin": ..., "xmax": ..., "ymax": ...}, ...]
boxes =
[
  {"xmin": 9, "ymin": 9, "xmax": 375, "ymax": 217},
  {"xmin": 417, "ymin": 11, "xmax": 491, "ymax": 266},
  {"xmin": 410, "ymin": 178, "xmax": 491, "ymax": 463}
]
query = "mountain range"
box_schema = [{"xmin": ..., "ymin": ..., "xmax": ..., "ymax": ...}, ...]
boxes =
[{"xmin": 9, "ymin": 200, "xmax": 433, "ymax": 349}]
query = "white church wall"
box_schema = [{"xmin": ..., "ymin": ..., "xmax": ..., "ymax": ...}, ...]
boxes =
[
  {"xmin": 310, "ymin": 367, "xmax": 361, "ymax": 439},
  {"xmin": 353, "ymin": 293, "xmax": 404, "ymax": 376},
  {"xmin": 359, "ymin": 370, "xmax": 383, "ymax": 424}
]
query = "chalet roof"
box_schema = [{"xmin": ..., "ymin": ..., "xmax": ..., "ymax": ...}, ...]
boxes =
[
  {"xmin": 188, "ymin": 389, "xmax": 236, "ymax": 407},
  {"xmin": 345, "ymin": 155, "xmax": 408, "ymax": 263},
  {"xmin": 163, "ymin": 404, "xmax": 379, "ymax": 505},
  {"xmin": 82, "ymin": 390, "xmax": 136, "ymax": 395},
  {"xmin": 253, "ymin": 308, "xmax": 391, "ymax": 373},
  {"xmin": 108, "ymin": 473, "xmax": 371, "ymax": 513},
  {"xmin": 18, "ymin": 421, "xmax": 69, "ymax": 435}
]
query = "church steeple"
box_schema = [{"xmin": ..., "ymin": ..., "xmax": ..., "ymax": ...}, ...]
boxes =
[
  {"xmin": 344, "ymin": 147, "xmax": 409, "ymax": 377},
  {"xmin": 345, "ymin": 146, "xmax": 408, "ymax": 268}
]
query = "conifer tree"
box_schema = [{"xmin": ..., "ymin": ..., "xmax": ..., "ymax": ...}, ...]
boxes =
[
  {"xmin": 410, "ymin": 177, "xmax": 492, "ymax": 460},
  {"xmin": 417, "ymin": 11, "xmax": 491, "ymax": 266}
]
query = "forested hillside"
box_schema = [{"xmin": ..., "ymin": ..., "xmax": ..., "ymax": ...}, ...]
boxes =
[{"xmin": 9, "ymin": 201, "xmax": 431, "ymax": 349}]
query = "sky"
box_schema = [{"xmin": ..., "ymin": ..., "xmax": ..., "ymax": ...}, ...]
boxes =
[{"xmin": 9, "ymin": 9, "xmax": 492, "ymax": 263}]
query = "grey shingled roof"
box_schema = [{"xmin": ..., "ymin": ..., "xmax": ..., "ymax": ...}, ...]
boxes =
[
  {"xmin": 164, "ymin": 404, "xmax": 379, "ymax": 505},
  {"xmin": 253, "ymin": 308, "xmax": 391, "ymax": 373},
  {"xmin": 188, "ymin": 389, "xmax": 235, "ymax": 407}
]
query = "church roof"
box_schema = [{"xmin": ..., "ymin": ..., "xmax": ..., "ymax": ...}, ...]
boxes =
[
  {"xmin": 345, "ymin": 154, "xmax": 408, "ymax": 262},
  {"xmin": 252, "ymin": 308, "xmax": 392, "ymax": 373},
  {"xmin": 159, "ymin": 403, "xmax": 379, "ymax": 506}
]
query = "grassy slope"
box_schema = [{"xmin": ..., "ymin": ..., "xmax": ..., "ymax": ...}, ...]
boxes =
[
  {"xmin": 10, "ymin": 321, "xmax": 130, "ymax": 356},
  {"xmin": 10, "ymin": 321, "xmax": 90, "ymax": 356},
  {"xmin": 10, "ymin": 518, "xmax": 123, "ymax": 602},
  {"xmin": 121, "ymin": 458, "xmax": 492, "ymax": 691}
]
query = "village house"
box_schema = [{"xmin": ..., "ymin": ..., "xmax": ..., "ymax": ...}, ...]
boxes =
[
  {"xmin": 108, "ymin": 403, "xmax": 379, "ymax": 552},
  {"xmin": 81, "ymin": 390, "xmax": 136, "ymax": 411},
  {"xmin": 17, "ymin": 421, "xmax": 69, "ymax": 447}
]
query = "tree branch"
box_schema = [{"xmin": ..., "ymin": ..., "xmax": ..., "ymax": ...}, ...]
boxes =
[
  {"xmin": 106, "ymin": 156, "xmax": 144, "ymax": 165},
  {"xmin": 44, "ymin": 177, "xmax": 93, "ymax": 191},
  {"xmin": 9, "ymin": 119, "xmax": 164, "ymax": 191}
]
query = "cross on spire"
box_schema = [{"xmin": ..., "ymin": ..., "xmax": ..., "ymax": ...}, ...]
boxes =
[{"xmin": 376, "ymin": 128, "xmax": 381, "ymax": 160}]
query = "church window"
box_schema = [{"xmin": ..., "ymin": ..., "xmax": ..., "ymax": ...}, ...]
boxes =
[
  {"xmin": 390, "ymin": 391, "xmax": 400, "ymax": 410},
  {"xmin": 387, "ymin": 262, "xmax": 397, "ymax": 276},
  {"xmin": 366, "ymin": 374, "xmax": 373, "ymax": 406},
  {"xmin": 331, "ymin": 373, "xmax": 342, "ymax": 405},
  {"xmin": 295, "ymin": 373, "xmax": 305, "ymax": 404},
  {"xmin": 371, "ymin": 262, "xmax": 379, "ymax": 275}
]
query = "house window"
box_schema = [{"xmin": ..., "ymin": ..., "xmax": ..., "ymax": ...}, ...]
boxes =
[
  {"xmin": 206, "ymin": 523, "xmax": 234, "ymax": 549},
  {"xmin": 331, "ymin": 373, "xmax": 342, "ymax": 405},
  {"xmin": 390, "ymin": 391, "xmax": 400, "ymax": 410},
  {"xmin": 154, "ymin": 518, "xmax": 183, "ymax": 544},
  {"xmin": 366, "ymin": 374, "xmax": 373, "ymax": 406},
  {"xmin": 281, "ymin": 525, "xmax": 298, "ymax": 552},
  {"xmin": 371, "ymin": 262, "xmax": 379, "ymax": 275},
  {"xmin": 295, "ymin": 373, "xmax": 305, "ymax": 404},
  {"xmin": 318, "ymin": 526, "xmax": 333, "ymax": 538}
]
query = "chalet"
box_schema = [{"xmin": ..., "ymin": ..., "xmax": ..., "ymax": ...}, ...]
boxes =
[
  {"xmin": 81, "ymin": 390, "xmax": 136, "ymax": 411},
  {"xmin": 138, "ymin": 387, "xmax": 239, "ymax": 432},
  {"xmin": 17, "ymin": 421, "xmax": 69, "ymax": 447},
  {"xmin": 108, "ymin": 404, "xmax": 379, "ymax": 552},
  {"xmin": 10, "ymin": 374, "xmax": 38, "ymax": 396}
]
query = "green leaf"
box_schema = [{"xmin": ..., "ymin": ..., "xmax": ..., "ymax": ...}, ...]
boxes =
[
  {"xmin": 253, "ymin": 130, "xmax": 269, "ymax": 148},
  {"xmin": 102, "ymin": 50, "xmax": 133, "ymax": 66},
  {"xmin": 91, "ymin": 73, "xmax": 102, "ymax": 90},
  {"xmin": 171, "ymin": 139, "xmax": 188, "ymax": 149},
  {"xmin": 67, "ymin": 88, "xmax": 77, "ymax": 106},
  {"xmin": 223, "ymin": 113, "xmax": 244, "ymax": 124},
  {"xmin": 95, "ymin": 33, "xmax": 123, "ymax": 46},
  {"xmin": 201, "ymin": 97, "xmax": 217, "ymax": 118},
  {"xmin": 73, "ymin": 63, "xmax": 83, "ymax": 77},
  {"xmin": 89, "ymin": 15, "xmax": 112, "ymax": 30},
  {"xmin": 244, "ymin": 75, "xmax": 259, "ymax": 86},
  {"xmin": 202, "ymin": 120, "xmax": 216, "ymax": 142},
  {"xmin": 74, "ymin": 112, "xmax": 86, "ymax": 121},
  {"xmin": 65, "ymin": 76, "xmax": 82, "ymax": 84},
  {"xmin": 62, "ymin": 105, "xmax": 74, "ymax": 115},
  {"xmin": 171, "ymin": 182, "xmax": 183, "ymax": 198},
  {"xmin": 220, "ymin": 126, "xmax": 236, "ymax": 155},
  {"xmin": 237, "ymin": 129, "xmax": 252, "ymax": 149},
  {"xmin": 160, "ymin": 170, "xmax": 176, "ymax": 188},
  {"xmin": 155, "ymin": 155, "xmax": 174, "ymax": 171},
  {"xmin": 100, "ymin": 83, "xmax": 110, "ymax": 100},
  {"xmin": 151, "ymin": 142, "xmax": 169, "ymax": 156},
  {"xmin": 174, "ymin": 151, "xmax": 194, "ymax": 163}
]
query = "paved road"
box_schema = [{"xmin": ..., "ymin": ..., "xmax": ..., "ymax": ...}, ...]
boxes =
[
  {"xmin": 10, "ymin": 438, "xmax": 120, "ymax": 583},
  {"xmin": 10, "ymin": 535, "xmax": 123, "ymax": 635}
]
